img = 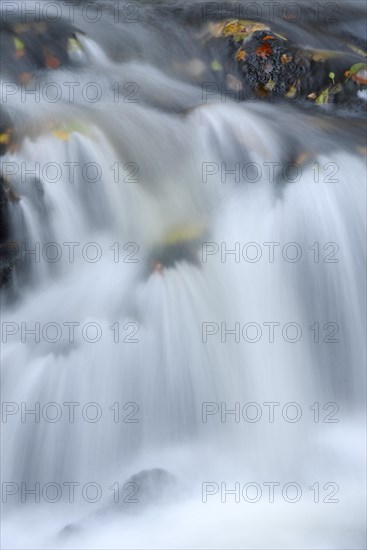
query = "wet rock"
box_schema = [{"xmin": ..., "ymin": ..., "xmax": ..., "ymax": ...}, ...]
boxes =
[
  {"xmin": 59, "ymin": 523, "xmax": 84, "ymax": 540},
  {"xmin": 145, "ymin": 224, "xmax": 207, "ymax": 277},
  {"xmin": 230, "ymin": 30, "xmax": 340, "ymax": 101},
  {"xmin": 0, "ymin": 177, "xmax": 10, "ymax": 243},
  {"xmin": 0, "ymin": 17, "xmax": 85, "ymax": 83},
  {"xmin": 0, "ymin": 110, "xmax": 16, "ymax": 157},
  {"xmin": 0, "ymin": 175, "xmax": 20, "ymax": 287},
  {"xmin": 0, "ymin": 265, "xmax": 13, "ymax": 287},
  {"xmin": 209, "ymin": 19, "xmax": 367, "ymax": 109},
  {"xmin": 124, "ymin": 468, "xmax": 176, "ymax": 507}
]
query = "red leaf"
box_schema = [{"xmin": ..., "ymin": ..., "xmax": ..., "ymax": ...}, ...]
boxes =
[
  {"xmin": 256, "ymin": 43, "xmax": 272, "ymax": 58},
  {"xmin": 352, "ymin": 70, "xmax": 367, "ymax": 85},
  {"xmin": 44, "ymin": 49, "xmax": 61, "ymax": 69}
]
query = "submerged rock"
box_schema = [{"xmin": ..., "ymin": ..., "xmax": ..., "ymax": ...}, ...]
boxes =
[
  {"xmin": 100, "ymin": 468, "xmax": 177, "ymax": 516},
  {"xmin": 58, "ymin": 523, "xmax": 84, "ymax": 541},
  {"xmin": 124, "ymin": 468, "xmax": 176, "ymax": 506}
]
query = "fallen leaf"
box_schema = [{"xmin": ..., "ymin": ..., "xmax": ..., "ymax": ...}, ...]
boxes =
[
  {"xmin": 221, "ymin": 19, "xmax": 270, "ymax": 42},
  {"xmin": 352, "ymin": 70, "xmax": 367, "ymax": 85},
  {"xmin": 262, "ymin": 35, "xmax": 275, "ymax": 41},
  {"xmin": 256, "ymin": 43, "xmax": 272, "ymax": 58},
  {"xmin": 256, "ymin": 85, "xmax": 268, "ymax": 97},
  {"xmin": 211, "ymin": 60, "xmax": 223, "ymax": 71},
  {"xmin": 345, "ymin": 62, "xmax": 367, "ymax": 82},
  {"xmin": 52, "ymin": 130, "xmax": 70, "ymax": 141},
  {"xmin": 315, "ymin": 83, "xmax": 342, "ymax": 105},
  {"xmin": 315, "ymin": 88, "xmax": 329, "ymax": 104},
  {"xmin": 13, "ymin": 37, "xmax": 25, "ymax": 51},
  {"xmin": 308, "ymin": 92, "xmax": 317, "ymax": 99},
  {"xmin": 0, "ymin": 132, "xmax": 10, "ymax": 145},
  {"xmin": 235, "ymin": 48, "xmax": 247, "ymax": 62},
  {"xmin": 67, "ymin": 38, "xmax": 83, "ymax": 55},
  {"xmin": 281, "ymin": 53, "xmax": 292, "ymax": 64},
  {"xmin": 286, "ymin": 84, "xmax": 298, "ymax": 98},
  {"xmin": 13, "ymin": 37, "xmax": 25, "ymax": 58},
  {"xmin": 44, "ymin": 50, "xmax": 61, "ymax": 69},
  {"xmin": 349, "ymin": 62, "xmax": 367, "ymax": 74},
  {"xmin": 265, "ymin": 79, "xmax": 275, "ymax": 91}
]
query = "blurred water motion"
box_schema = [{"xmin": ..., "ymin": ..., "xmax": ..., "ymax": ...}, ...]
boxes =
[{"xmin": 0, "ymin": 1, "xmax": 366, "ymax": 548}]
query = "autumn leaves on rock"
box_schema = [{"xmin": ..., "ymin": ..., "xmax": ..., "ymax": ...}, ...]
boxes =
[
  {"xmin": 0, "ymin": 19, "xmax": 84, "ymax": 84},
  {"xmin": 0, "ymin": 19, "xmax": 85, "ymax": 286},
  {"xmin": 209, "ymin": 19, "xmax": 367, "ymax": 105}
]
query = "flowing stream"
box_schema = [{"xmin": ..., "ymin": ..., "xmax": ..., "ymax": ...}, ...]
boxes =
[{"xmin": 1, "ymin": 1, "xmax": 366, "ymax": 548}]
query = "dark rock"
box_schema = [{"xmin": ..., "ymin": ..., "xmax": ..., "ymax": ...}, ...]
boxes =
[
  {"xmin": 0, "ymin": 176, "xmax": 10, "ymax": 242},
  {"xmin": 123, "ymin": 468, "xmax": 176, "ymax": 507},
  {"xmin": 231, "ymin": 30, "xmax": 336, "ymax": 100},
  {"xmin": 98, "ymin": 468, "xmax": 177, "ymax": 517},
  {"xmin": 213, "ymin": 20, "xmax": 367, "ymax": 110},
  {"xmin": 0, "ymin": 110, "xmax": 15, "ymax": 157},
  {"xmin": 0, "ymin": 17, "xmax": 84, "ymax": 83},
  {"xmin": 59, "ymin": 523, "xmax": 84, "ymax": 539},
  {"xmin": 0, "ymin": 175, "xmax": 20, "ymax": 287}
]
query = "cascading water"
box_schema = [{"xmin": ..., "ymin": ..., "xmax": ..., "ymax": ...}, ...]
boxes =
[{"xmin": 1, "ymin": 1, "xmax": 366, "ymax": 548}]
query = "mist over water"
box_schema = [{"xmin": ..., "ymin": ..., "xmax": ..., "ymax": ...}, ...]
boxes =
[{"xmin": 1, "ymin": 1, "xmax": 366, "ymax": 548}]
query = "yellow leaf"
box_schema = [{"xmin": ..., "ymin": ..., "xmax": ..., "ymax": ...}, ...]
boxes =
[
  {"xmin": 0, "ymin": 132, "xmax": 10, "ymax": 145},
  {"xmin": 315, "ymin": 89, "xmax": 329, "ymax": 104},
  {"xmin": 222, "ymin": 19, "xmax": 269, "ymax": 41},
  {"xmin": 235, "ymin": 48, "xmax": 246, "ymax": 62},
  {"xmin": 51, "ymin": 130, "xmax": 70, "ymax": 141},
  {"xmin": 211, "ymin": 60, "xmax": 223, "ymax": 71},
  {"xmin": 265, "ymin": 79, "xmax": 275, "ymax": 91},
  {"xmin": 13, "ymin": 37, "xmax": 25, "ymax": 51}
]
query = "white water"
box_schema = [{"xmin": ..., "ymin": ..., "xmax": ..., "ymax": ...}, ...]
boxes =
[{"xmin": 1, "ymin": 16, "xmax": 366, "ymax": 550}]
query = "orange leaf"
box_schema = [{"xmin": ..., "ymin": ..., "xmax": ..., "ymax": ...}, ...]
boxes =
[
  {"xmin": 235, "ymin": 48, "xmax": 246, "ymax": 62},
  {"xmin": 262, "ymin": 35, "xmax": 275, "ymax": 41},
  {"xmin": 256, "ymin": 43, "xmax": 272, "ymax": 58},
  {"xmin": 256, "ymin": 85, "xmax": 268, "ymax": 97},
  {"xmin": 44, "ymin": 49, "xmax": 61, "ymax": 69},
  {"xmin": 19, "ymin": 72, "xmax": 32, "ymax": 83},
  {"xmin": 352, "ymin": 73, "xmax": 367, "ymax": 85}
]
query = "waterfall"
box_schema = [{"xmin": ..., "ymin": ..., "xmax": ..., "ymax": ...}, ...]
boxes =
[{"xmin": 1, "ymin": 1, "xmax": 366, "ymax": 548}]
